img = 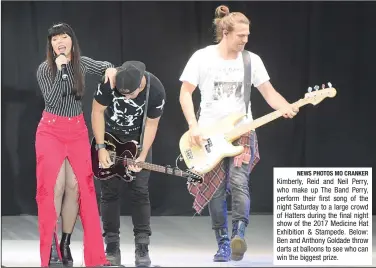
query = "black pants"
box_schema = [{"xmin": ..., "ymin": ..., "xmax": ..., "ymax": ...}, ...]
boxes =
[{"xmin": 99, "ymin": 147, "xmax": 152, "ymax": 239}]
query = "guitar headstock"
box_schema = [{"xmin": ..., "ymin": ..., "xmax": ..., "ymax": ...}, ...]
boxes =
[
  {"xmin": 185, "ymin": 169, "xmax": 204, "ymax": 184},
  {"xmin": 304, "ymin": 82, "xmax": 337, "ymax": 106}
]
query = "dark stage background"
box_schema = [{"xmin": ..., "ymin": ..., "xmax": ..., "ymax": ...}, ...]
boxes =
[{"xmin": 2, "ymin": 1, "xmax": 375, "ymax": 216}]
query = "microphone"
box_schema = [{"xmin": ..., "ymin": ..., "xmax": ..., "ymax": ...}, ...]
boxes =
[
  {"xmin": 57, "ymin": 53, "xmax": 68, "ymax": 80},
  {"xmin": 61, "ymin": 64, "xmax": 68, "ymax": 80}
]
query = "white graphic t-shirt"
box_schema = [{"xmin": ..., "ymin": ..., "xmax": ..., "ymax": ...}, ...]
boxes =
[{"xmin": 179, "ymin": 45, "xmax": 270, "ymax": 126}]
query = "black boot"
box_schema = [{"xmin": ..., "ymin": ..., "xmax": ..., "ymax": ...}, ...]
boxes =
[
  {"xmin": 134, "ymin": 234, "xmax": 151, "ymax": 267},
  {"xmin": 104, "ymin": 232, "xmax": 121, "ymax": 266},
  {"xmin": 230, "ymin": 220, "xmax": 247, "ymax": 261},
  {"xmin": 60, "ymin": 233, "xmax": 73, "ymax": 267},
  {"xmin": 213, "ymin": 228, "xmax": 231, "ymax": 262},
  {"xmin": 49, "ymin": 232, "xmax": 63, "ymax": 267}
]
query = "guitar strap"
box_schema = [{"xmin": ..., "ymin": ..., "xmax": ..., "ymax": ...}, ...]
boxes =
[
  {"xmin": 138, "ymin": 71, "xmax": 151, "ymax": 153},
  {"xmin": 242, "ymin": 50, "xmax": 252, "ymax": 115}
]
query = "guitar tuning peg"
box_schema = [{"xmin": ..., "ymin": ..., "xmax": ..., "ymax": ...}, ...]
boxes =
[
  {"xmin": 314, "ymin": 85, "xmax": 319, "ymax": 91},
  {"xmin": 321, "ymin": 84, "xmax": 325, "ymax": 89},
  {"xmin": 327, "ymin": 82, "xmax": 332, "ymax": 88},
  {"xmin": 307, "ymin": 87, "xmax": 312, "ymax": 93}
]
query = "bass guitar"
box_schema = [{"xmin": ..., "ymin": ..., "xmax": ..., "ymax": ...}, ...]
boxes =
[
  {"xmin": 179, "ymin": 84, "xmax": 337, "ymax": 174},
  {"xmin": 91, "ymin": 132, "xmax": 203, "ymax": 184}
]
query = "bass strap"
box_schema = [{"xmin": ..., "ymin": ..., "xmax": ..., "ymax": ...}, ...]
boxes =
[
  {"xmin": 138, "ymin": 71, "xmax": 151, "ymax": 153},
  {"xmin": 242, "ymin": 50, "xmax": 252, "ymax": 115}
]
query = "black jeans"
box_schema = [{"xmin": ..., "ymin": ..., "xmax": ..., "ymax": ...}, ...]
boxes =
[{"xmin": 99, "ymin": 147, "xmax": 152, "ymax": 240}]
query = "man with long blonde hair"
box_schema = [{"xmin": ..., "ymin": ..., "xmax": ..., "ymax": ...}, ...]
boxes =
[{"xmin": 179, "ymin": 5, "xmax": 298, "ymax": 262}]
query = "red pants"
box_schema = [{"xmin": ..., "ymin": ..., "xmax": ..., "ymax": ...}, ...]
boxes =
[{"xmin": 35, "ymin": 111, "xmax": 108, "ymax": 267}]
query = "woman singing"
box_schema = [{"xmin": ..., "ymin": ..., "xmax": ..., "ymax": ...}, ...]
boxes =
[{"xmin": 35, "ymin": 22, "xmax": 115, "ymax": 267}]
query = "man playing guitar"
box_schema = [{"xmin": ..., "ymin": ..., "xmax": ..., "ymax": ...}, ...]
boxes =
[
  {"xmin": 178, "ymin": 4, "xmax": 299, "ymax": 263},
  {"xmin": 91, "ymin": 61, "xmax": 166, "ymax": 267}
]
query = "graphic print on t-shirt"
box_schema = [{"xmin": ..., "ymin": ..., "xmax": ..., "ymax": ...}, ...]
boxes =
[
  {"xmin": 211, "ymin": 65, "xmax": 243, "ymax": 102},
  {"xmin": 156, "ymin": 99, "xmax": 165, "ymax": 110},
  {"xmin": 212, "ymin": 81, "xmax": 243, "ymax": 100},
  {"xmin": 95, "ymin": 72, "xmax": 166, "ymax": 137},
  {"xmin": 110, "ymin": 91, "xmax": 144, "ymax": 127}
]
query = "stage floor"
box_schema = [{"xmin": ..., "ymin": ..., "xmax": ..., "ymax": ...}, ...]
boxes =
[{"xmin": 1, "ymin": 215, "xmax": 376, "ymax": 267}]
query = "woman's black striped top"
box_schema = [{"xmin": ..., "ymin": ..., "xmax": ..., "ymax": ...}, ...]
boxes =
[{"xmin": 36, "ymin": 56, "xmax": 113, "ymax": 117}]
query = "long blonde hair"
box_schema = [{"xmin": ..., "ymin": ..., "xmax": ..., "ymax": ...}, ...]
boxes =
[{"xmin": 213, "ymin": 5, "xmax": 250, "ymax": 43}]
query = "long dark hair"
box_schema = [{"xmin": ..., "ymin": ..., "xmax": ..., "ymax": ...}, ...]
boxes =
[{"xmin": 46, "ymin": 23, "xmax": 84, "ymax": 99}]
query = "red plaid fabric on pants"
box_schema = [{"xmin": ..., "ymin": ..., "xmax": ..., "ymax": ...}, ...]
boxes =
[{"xmin": 187, "ymin": 130, "xmax": 260, "ymax": 214}]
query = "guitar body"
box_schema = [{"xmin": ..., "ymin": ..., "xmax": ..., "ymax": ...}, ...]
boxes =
[
  {"xmin": 179, "ymin": 113, "xmax": 246, "ymax": 174},
  {"xmin": 91, "ymin": 132, "xmax": 204, "ymax": 184},
  {"xmin": 179, "ymin": 85, "xmax": 337, "ymax": 174},
  {"xmin": 91, "ymin": 132, "xmax": 138, "ymax": 181}
]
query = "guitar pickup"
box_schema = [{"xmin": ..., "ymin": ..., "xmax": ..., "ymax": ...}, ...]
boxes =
[
  {"xmin": 204, "ymin": 138, "xmax": 212, "ymax": 153},
  {"xmin": 185, "ymin": 149, "xmax": 193, "ymax": 160},
  {"xmin": 206, "ymin": 138, "xmax": 213, "ymax": 147},
  {"xmin": 205, "ymin": 144, "xmax": 211, "ymax": 153}
]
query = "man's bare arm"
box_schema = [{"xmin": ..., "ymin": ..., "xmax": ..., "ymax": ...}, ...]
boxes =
[
  {"xmin": 257, "ymin": 81, "xmax": 298, "ymax": 118},
  {"xmin": 257, "ymin": 81, "xmax": 291, "ymax": 110},
  {"xmin": 179, "ymin": 81, "xmax": 198, "ymax": 127},
  {"xmin": 179, "ymin": 81, "xmax": 206, "ymax": 146}
]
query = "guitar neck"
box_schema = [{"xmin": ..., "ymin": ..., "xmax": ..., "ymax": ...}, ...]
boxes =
[
  {"xmin": 127, "ymin": 159, "xmax": 190, "ymax": 178},
  {"xmin": 226, "ymin": 98, "xmax": 307, "ymax": 141}
]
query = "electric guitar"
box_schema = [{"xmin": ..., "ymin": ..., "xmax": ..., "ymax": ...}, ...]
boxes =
[
  {"xmin": 91, "ymin": 132, "xmax": 203, "ymax": 184},
  {"xmin": 179, "ymin": 84, "xmax": 337, "ymax": 174}
]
